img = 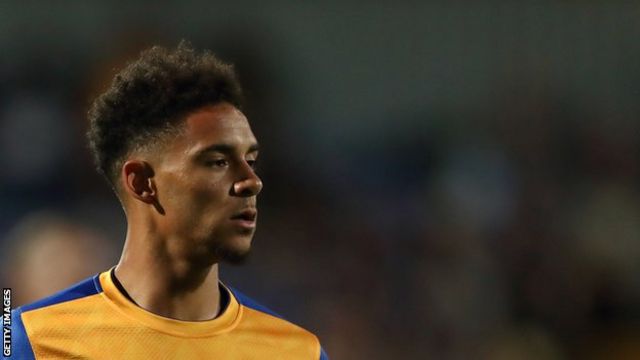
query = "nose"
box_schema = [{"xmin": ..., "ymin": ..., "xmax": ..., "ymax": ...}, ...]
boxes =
[{"xmin": 232, "ymin": 166, "xmax": 263, "ymax": 197}]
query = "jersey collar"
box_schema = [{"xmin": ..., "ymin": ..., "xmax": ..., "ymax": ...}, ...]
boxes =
[{"xmin": 99, "ymin": 268, "xmax": 242, "ymax": 337}]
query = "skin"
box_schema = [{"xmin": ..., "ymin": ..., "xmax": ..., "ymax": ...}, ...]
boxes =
[{"xmin": 114, "ymin": 102, "xmax": 262, "ymax": 321}]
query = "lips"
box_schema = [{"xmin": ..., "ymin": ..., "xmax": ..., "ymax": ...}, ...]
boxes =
[
  {"xmin": 230, "ymin": 208, "xmax": 257, "ymax": 222},
  {"xmin": 230, "ymin": 208, "xmax": 257, "ymax": 231}
]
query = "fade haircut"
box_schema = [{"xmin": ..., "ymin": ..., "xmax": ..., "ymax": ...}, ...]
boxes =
[{"xmin": 87, "ymin": 41, "xmax": 243, "ymax": 189}]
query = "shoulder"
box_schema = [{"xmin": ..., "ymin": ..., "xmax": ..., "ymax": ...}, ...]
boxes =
[
  {"xmin": 227, "ymin": 286, "xmax": 329, "ymax": 360},
  {"xmin": 6, "ymin": 274, "xmax": 104, "ymax": 360},
  {"xmin": 5, "ymin": 307, "xmax": 35, "ymax": 359},
  {"xmin": 20, "ymin": 274, "xmax": 103, "ymax": 314},
  {"xmin": 228, "ymin": 286, "xmax": 284, "ymax": 320}
]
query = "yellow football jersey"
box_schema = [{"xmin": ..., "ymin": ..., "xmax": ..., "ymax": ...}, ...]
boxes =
[{"xmin": 7, "ymin": 269, "xmax": 328, "ymax": 359}]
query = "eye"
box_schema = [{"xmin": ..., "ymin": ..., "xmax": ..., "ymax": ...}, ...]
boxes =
[
  {"xmin": 206, "ymin": 159, "xmax": 228, "ymax": 168},
  {"xmin": 246, "ymin": 159, "xmax": 258, "ymax": 169}
]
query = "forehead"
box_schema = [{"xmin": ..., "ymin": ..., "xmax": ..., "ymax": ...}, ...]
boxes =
[{"xmin": 176, "ymin": 103, "xmax": 256, "ymax": 153}]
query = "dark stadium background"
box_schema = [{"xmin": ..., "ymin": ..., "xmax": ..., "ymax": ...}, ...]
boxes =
[{"xmin": 2, "ymin": 1, "xmax": 640, "ymax": 359}]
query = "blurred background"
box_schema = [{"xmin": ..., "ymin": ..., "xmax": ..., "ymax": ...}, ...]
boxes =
[{"xmin": 2, "ymin": 1, "xmax": 640, "ymax": 359}]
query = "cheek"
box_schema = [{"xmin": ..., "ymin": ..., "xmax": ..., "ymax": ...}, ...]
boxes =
[
  {"xmin": 191, "ymin": 185, "xmax": 226, "ymax": 212},
  {"xmin": 162, "ymin": 175, "xmax": 226, "ymax": 217}
]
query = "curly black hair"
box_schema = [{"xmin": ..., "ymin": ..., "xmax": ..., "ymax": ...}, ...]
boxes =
[{"xmin": 87, "ymin": 41, "xmax": 243, "ymax": 188}]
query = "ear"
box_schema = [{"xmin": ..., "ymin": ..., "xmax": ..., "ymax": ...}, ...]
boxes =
[{"xmin": 122, "ymin": 160, "xmax": 157, "ymax": 204}]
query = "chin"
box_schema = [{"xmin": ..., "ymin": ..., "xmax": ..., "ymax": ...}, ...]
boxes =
[
  {"xmin": 216, "ymin": 245, "xmax": 251, "ymax": 265},
  {"xmin": 214, "ymin": 236, "xmax": 253, "ymax": 265}
]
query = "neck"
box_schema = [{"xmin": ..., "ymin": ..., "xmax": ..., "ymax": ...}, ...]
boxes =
[{"xmin": 114, "ymin": 225, "xmax": 222, "ymax": 321}]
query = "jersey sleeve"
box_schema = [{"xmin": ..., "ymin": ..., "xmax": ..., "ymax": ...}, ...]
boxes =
[{"xmin": 3, "ymin": 308, "xmax": 36, "ymax": 360}]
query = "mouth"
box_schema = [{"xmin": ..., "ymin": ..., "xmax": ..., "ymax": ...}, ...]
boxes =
[{"xmin": 230, "ymin": 208, "xmax": 257, "ymax": 229}]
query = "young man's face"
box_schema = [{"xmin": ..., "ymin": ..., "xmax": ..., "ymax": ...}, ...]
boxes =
[{"xmin": 151, "ymin": 102, "xmax": 262, "ymax": 264}]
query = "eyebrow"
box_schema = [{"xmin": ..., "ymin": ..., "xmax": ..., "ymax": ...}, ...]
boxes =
[{"xmin": 195, "ymin": 143, "xmax": 260, "ymax": 156}]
